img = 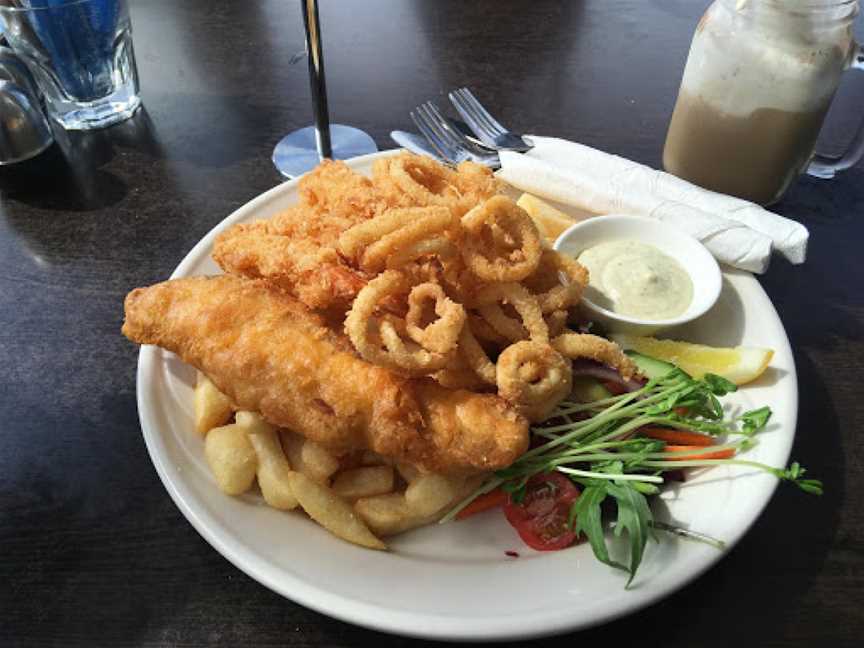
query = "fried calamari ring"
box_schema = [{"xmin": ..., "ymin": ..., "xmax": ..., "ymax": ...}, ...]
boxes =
[
  {"xmin": 457, "ymin": 323, "xmax": 497, "ymax": 385},
  {"xmin": 338, "ymin": 206, "xmax": 457, "ymax": 273},
  {"xmin": 545, "ymin": 309, "xmax": 570, "ymax": 337},
  {"xmin": 476, "ymin": 303, "xmax": 528, "ymax": 342},
  {"xmin": 473, "ymin": 282, "xmax": 549, "ymax": 344},
  {"xmin": 433, "ymin": 348, "xmax": 491, "ymax": 391},
  {"xmin": 345, "ymin": 271, "xmax": 451, "ymax": 375},
  {"xmin": 405, "ymin": 283, "xmax": 466, "ymax": 354},
  {"xmin": 524, "ymin": 249, "xmax": 589, "ymax": 313},
  {"xmin": 497, "ymin": 341, "xmax": 573, "ymax": 422},
  {"xmin": 460, "ymin": 196, "xmax": 542, "ymax": 282},
  {"xmin": 372, "ymin": 154, "xmax": 462, "ymax": 208},
  {"xmin": 466, "ymin": 312, "xmax": 510, "ymax": 347},
  {"xmin": 551, "ymin": 333, "xmax": 637, "ymax": 381},
  {"xmin": 386, "ymin": 236, "xmax": 457, "ymax": 270}
]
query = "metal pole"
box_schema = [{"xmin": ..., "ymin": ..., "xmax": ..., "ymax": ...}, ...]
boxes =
[{"xmin": 301, "ymin": 0, "xmax": 332, "ymax": 159}]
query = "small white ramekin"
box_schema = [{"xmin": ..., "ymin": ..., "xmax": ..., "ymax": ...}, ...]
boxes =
[{"xmin": 553, "ymin": 214, "xmax": 722, "ymax": 336}]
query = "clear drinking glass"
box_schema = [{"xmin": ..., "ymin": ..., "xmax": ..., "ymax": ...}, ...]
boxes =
[
  {"xmin": 663, "ymin": 0, "xmax": 864, "ymax": 205},
  {"xmin": 0, "ymin": 0, "xmax": 140, "ymax": 130}
]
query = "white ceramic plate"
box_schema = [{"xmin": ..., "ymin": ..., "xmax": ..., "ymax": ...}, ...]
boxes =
[{"xmin": 136, "ymin": 151, "xmax": 797, "ymax": 641}]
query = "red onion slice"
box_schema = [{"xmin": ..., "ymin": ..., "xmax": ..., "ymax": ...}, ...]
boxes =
[{"xmin": 570, "ymin": 359, "xmax": 646, "ymax": 393}]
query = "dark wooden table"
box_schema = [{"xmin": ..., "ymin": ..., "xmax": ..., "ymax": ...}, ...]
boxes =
[{"xmin": 2, "ymin": 1, "xmax": 862, "ymax": 646}]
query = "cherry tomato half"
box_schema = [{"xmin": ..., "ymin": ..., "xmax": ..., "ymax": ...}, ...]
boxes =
[{"xmin": 503, "ymin": 473, "xmax": 581, "ymax": 551}]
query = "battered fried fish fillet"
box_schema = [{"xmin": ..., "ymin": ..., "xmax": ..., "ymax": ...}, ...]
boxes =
[
  {"xmin": 213, "ymin": 160, "xmax": 382, "ymax": 310},
  {"xmin": 122, "ymin": 275, "xmax": 528, "ymax": 474}
]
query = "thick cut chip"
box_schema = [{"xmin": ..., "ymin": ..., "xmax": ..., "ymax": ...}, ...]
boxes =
[{"xmin": 287, "ymin": 471, "xmax": 386, "ymax": 550}]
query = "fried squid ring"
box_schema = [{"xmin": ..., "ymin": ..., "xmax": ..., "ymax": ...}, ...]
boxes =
[
  {"xmin": 405, "ymin": 283, "xmax": 466, "ymax": 354},
  {"xmin": 345, "ymin": 271, "xmax": 451, "ymax": 375},
  {"xmin": 457, "ymin": 323, "xmax": 497, "ymax": 385},
  {"xmin": 524, "ymin": 250, "xmax": 589, "ymax": 313},
  {"xmin": 433, "ymin": 349, "xmax": 490, "ymax": 391},
  {"xmin": 545, "ymin": 309, "xmax": 570, "ymax": 337},
  {"xmin": 338, "ymin": 206, "xmax": 457, "ymax": 273},
  {"xmin": 497, "ymin": 341, "xmax": 573, "ymax": 422},
  {"xmin": 460, "ymin": 196, "xmax": 542, "ymax": 282},
  {"xmin": 466, "ymin": 312, "xmax": 510, "ymax": 347},
  {"xmin": 551, "ymin": 333, "xmax": 637, "ymax": 381},
  {"xmin": 386, "ymin": 236, "xmax": 458, "ymax": 272},
  {"xmin": 476, "ymin": 303, "xmax": 528, "ymax": 342},
  {"xmin": 473, "ymin": 282, "xmax": 549, "ymax": 344},
  {"xmin": 373, "ymin": 154, "xmax": 462, "ymax": 208}
]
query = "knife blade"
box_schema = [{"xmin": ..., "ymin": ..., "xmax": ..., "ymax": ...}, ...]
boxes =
[{"xmin": 390, "ymin": 130, "xmax": 449, "ymax": 164}]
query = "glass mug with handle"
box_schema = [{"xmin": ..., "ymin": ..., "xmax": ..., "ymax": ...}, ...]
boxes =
[{"xmin": 663, "ymin": 0, "xmax": 864, "ymax": 205}]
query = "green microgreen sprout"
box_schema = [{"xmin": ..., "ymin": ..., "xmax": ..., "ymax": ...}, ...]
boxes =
[{"xmin": 441, "ymin": 368, "xmax": 822, "ymax": 587}]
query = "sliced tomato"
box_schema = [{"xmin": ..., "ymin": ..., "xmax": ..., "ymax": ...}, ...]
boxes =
[{"xmin": 503, "ymin": 473, "xmax": 580, "ymax": 551}]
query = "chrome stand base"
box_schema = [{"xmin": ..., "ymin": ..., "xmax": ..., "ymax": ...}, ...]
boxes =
[{"xmin": 272, "ymin": 124, "xmax": 378, "ymax": 178}]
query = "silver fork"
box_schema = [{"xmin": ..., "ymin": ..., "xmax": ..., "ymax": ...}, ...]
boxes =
[
  {"xmin": 410, "ymin": 101, "xmax": 500, "ymax": 168},
  {"xmin": 448, "ymin": 87, "xmax": 533, "ymax": 152}
]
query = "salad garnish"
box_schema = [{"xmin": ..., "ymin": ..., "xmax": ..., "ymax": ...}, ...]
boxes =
[{"xmin": 442, "ymin": 366, "xmax": 822, "ymax": 586}]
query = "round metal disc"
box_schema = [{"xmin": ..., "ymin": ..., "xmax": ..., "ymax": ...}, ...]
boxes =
[{"xmin": 272, "ymin": 124, "xmax": 378, "ymax": 178}]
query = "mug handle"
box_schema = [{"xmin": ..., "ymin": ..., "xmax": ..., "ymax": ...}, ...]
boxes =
[{"xmin": 807, "ymin": 43, "xmax": 864, "ymax": 179}]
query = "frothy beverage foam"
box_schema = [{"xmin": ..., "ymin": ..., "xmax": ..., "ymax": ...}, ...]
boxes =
[{"xmin": 663, "ymin": 0, "xmax": 854, "ymax": 205}]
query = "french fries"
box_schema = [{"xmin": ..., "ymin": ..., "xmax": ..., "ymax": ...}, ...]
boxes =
[
  {"xmin": 332, "ymin": 466, "xmax": 394, "ymax": 500},
  {"xmin": 194, "ymin": 379, "xmax": 481, "ymax": 550},
  {"xmin": 287, "ymin": 471, "xmax": 386, "ymax": 550},
  {"xmin": 204, "ymin": 423, "xmax": 258, "ymax": 495},
  {"xmin": 396, "ymin": 461, "xmax": 420, "ymax": 483},
  {"xmin": 280, "ymin": 430, "xmax": 340, "ymax": 483},
  {"xmin": 404, "ymin": 474, "xmax": 460, "ymax": 516},
  {"xmin": 355, "ymin": 473, "xmax": 484, "ymax": 536},
  {"xmin": 238, "ymin": 411, "xmax": 298, "ymax": 510},
  {"xmin": 354, "ymin": 493, "xmax": 423, "ymax": 536},
  {"xmin": 194, "ymin": 372, "xmax": 234, "ymax": 435}
]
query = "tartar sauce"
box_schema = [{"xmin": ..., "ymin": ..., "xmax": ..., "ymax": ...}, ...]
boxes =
[{"xmin": 577, "ymin": 240, "xmax": 693, "ymax": 319}]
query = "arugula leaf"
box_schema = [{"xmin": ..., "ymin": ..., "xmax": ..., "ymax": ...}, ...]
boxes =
[
  {"xmin": 570, "ymin": 483, "xmax": 627, "ymax": 574},
  {"xmin": 606, "ymin": 482, "xmax": 656, "ymax": 588}
]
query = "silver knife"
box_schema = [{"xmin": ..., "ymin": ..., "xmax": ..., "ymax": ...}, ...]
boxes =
[{"xmin": 390, "ymin": 130, "xmax": 450, "ymax": 164}]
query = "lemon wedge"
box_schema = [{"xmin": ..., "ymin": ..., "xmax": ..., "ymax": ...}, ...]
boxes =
[
  {"xmin": 611, "ymin": 334, "xmax": 774, "ymax": 385},
  {"xmin": 517, "ymin": 193, "xmax": 578, "ymax": 244}
]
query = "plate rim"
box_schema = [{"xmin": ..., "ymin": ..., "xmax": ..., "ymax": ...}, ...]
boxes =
[{"xmin": 135, "ymin": 149, "xmax": 798, "ymax": 640}]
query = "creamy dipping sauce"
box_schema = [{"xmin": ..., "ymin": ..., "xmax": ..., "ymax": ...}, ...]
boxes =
[{"xmin": 577, "ymin": 240, "xmax": 693, "ymax": 319}]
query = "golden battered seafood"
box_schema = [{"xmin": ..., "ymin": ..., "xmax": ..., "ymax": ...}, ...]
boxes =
[
  {"xmin": 122, "ymin": 275, "xmax": 529, "ymax": 474},
  {"xmin": 497, "ymin": 341, "xmax": 573, "ymax": 422},
  {"xmin": 551, "ymin": 332, "xmax": 638, "ymax": 381},
  {"xmin": 460, "ymin": 196, "xmax": 542, "ymax": 283}
]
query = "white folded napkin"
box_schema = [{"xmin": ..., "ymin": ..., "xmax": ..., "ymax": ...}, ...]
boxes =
[{"xmin": 497, "ymin": 136, "xmax": 810, "ymax": 274}]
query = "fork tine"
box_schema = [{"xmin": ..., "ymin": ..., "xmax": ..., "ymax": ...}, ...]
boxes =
[
  {"xmin": 410, "ymin": 109, "xmax": 455, "ymax": 162},
  {"xmin": 448, "ymin": 90, "xmax": 491, "ymax": 143},
  {"xmin": 417, "ymin": 104, "xmax": 447, "ymax": 143},
  {"xmin": 419, "ymin": 103, "xmax": 469, "ymax": 161},
  {"xmin": 451, "ymin": 87, "xmax": 503, "ymax": 137},
  {"xmin": 416, "ymin": 105, "xmax": 457, "ymax": 154},
  {"xmin": 458, "ymin": 88, "xmax": 506, "ymax": 135},
  {"xmin": 423, "ymin": 102, "xmax": 467, "ymax": 150}
]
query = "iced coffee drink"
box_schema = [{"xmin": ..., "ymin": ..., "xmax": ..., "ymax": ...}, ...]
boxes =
[{"xmin": 663, "ymin": 0, "xmax": 858, "ymax": 205}]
